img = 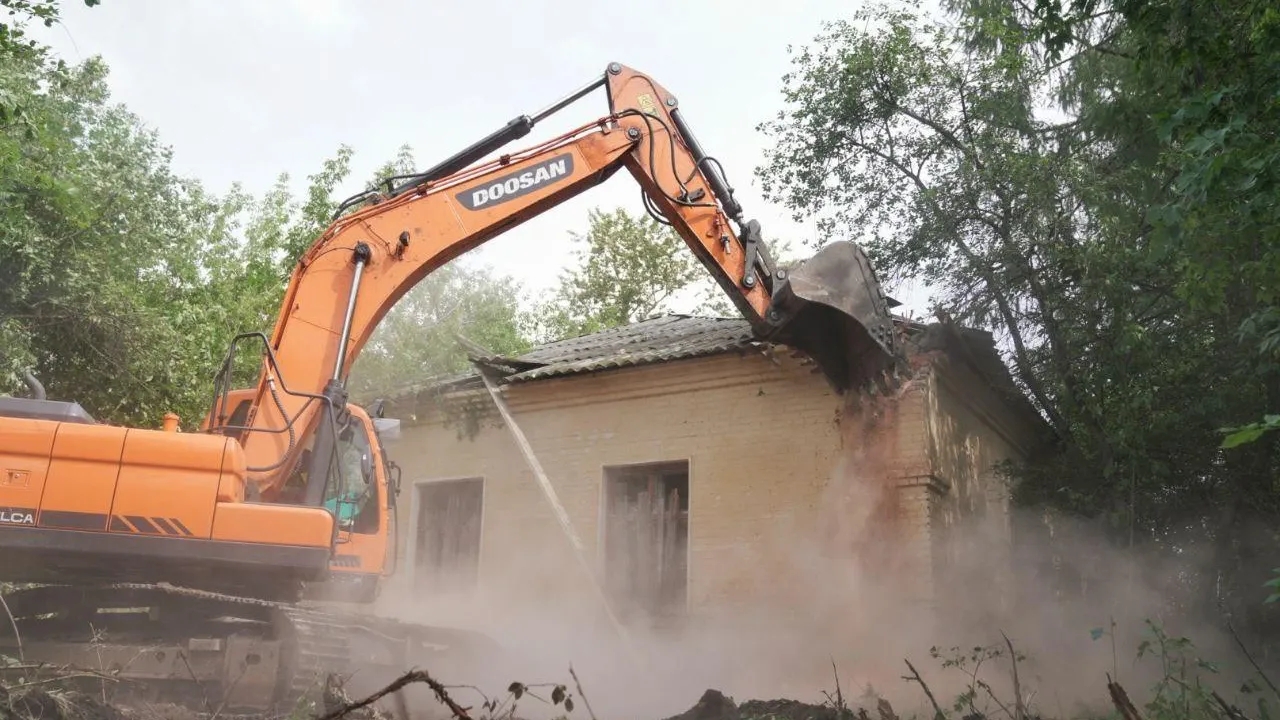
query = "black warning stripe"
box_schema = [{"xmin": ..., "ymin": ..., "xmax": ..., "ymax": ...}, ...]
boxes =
[
  {"xmin": 152, "ymin": 517, "xmax": 180, "ymax": 535},
  {"xmin": 114, "ymin": 515, "xmax": 195, "ymax": 537},
  {"xmin": 125, "ymin": 515, "xmax": 158, "ymax": 534},
  {"xmin": 39, "ymin": 510, "xmax": 108, "ymax": 531},
  {"xmin": 330, "ymin": 554, "xmax": 362, "ymax": 568}
]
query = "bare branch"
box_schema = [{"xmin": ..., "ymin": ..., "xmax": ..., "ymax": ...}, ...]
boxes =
[
  {"xmin": 1001, "ymin": 630, "xmax": 1026, "ymax": 720},
  {"xmin": 316, "ymin": 670, "xmax": 472, "ymax": 720},
  {"xmin": 1106, "ymin": 674, "xmax": 1144, "ymax": 720},
  {"xmin": 569, "ymin": 665, "xmax": 598, "ymax": 720},
  {"xmin": 902, "ymin": 659, "xmax": 947, "ymax": 720},
  {"xmin": 890, "ymin": 102, "xmax": 986, "ymax": 171},
  {"xmin": 841, "ymin": 132, "xmax": 1068, "ymax": 437},
  {"xmin": 0, "ymin": 591, "xmax": 21, "ymax": 662},
  {"xmin": 1229, "ymin": 622, "xmax": 1280, "ymax": 702}
]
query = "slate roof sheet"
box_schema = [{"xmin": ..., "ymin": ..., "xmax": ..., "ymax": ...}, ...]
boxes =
[{"xmin": 494, "ymin": 314, "xmax": 761, "ymax": 383}]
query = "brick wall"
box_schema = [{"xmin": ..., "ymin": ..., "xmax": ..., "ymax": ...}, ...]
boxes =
[
  {"xmin": 377, "ymin": 351, "xmax": 844, "ymax": 623},
  {"xmin": 919, "ymin": 352, "xmax": 1041, "ymax": 636},
  {"xmin": 370, "ymin": 344, "xmax": 1037, "ymax": 690}
]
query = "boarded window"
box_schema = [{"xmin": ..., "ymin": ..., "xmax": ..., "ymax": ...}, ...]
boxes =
[
  {"xmin": 413, "ymin": 478, "xmax": 483, "ymax": 593},
  {"xmin": 603, "ymin": 461, "xmax": 689, "ymax": 623}
]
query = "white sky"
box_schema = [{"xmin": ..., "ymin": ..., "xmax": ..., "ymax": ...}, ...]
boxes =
[{"xmin": 32, "ymin": 0, "xmax": 935, "ymax": 319}]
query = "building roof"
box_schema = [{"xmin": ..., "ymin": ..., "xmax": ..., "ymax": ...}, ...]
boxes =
[
  {"xmin": 481, "ymin": 314, "xmax": 763, "ymax": 383},
  {"xmin": 386, "ymin": 314, "xmax": 767, "ymax": 400},
  {"xmin": 381, "ymin": 311, "xmax": 1053, "ymax": 448},
  {"xmin": 384, "ymin": 312, "xmax": 933, "ymax": 400},
  {"xmin": 386, "ymin": 313, "xmax": 1031, "ymax": 406}
]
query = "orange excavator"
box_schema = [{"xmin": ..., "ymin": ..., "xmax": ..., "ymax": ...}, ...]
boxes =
[{"xmin": 0, "ymin": 63, "xmax": 905, "ymax": 712}]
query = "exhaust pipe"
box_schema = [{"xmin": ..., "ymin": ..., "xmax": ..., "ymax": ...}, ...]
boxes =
[
  {"xmin": 22, "ymin": 370, "xmax": 46, "ymax": 401},
  {"xmin": 761, "ymin": 241, "xmax": 908, "ymax": 395}
]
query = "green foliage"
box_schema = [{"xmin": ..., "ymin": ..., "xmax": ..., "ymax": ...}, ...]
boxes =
[
  {"xmin": 155, "ymin": 146, "xmax": 357, "ymax": 413},
  {"xmin": 927, "ymin": 642, "xmax": 1027, "ymax": 718},
  {"xmin": 0, "ymin": 1, "xmax": 98, "ymax": 69},
  {"xmin": 529, "ymin": 206, "xmax": 735, "ymax": 342},
  {"xmin": 1221, "ymin": 415, "xmax": 1280, "ymax": 449},
  {"xmin": 1266, "ymin": 570, "xmax": 1280, "ymax": 604},
  {"xmin": 755, "ymin": 0, "xmax": 1280, "ymax": 628},
  {"xmin": 0, "ymin": 48, "xmax": 227, "ymax": 426},
  {"xmin": 0, "ymin": 0, "xmax": 100, "ymax": 146},
  {"xmin": 347, "ymin": 261, "xmax": 531, "ymax": 400},
  {"xmin": 758, "ymin": 0, "xmax": 1189, "ymax": 520},
  {"xmin": 1019, "ymin": 0, "xmax": 1280, "ymax": 444},
  {"xmin": 902, "ymin": 622, "xmax": 1278, "ymax": 720}
]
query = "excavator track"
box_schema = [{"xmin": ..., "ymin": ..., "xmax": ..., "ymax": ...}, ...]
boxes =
[{"xmin": 0, "ymin": 582, "xmax": 502, "ymax": 716}]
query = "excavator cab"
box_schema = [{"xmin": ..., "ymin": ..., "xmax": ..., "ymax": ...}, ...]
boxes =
[{"xmin": 300, "ymin": 401, "xmax": 402, "ymax": 605}]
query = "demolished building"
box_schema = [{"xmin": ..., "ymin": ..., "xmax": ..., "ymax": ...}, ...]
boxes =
[{"xmin": 372, "ymin": 313, "xmax": 1048, "ymax": 651}]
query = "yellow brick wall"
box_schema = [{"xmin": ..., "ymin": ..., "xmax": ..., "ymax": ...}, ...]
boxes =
[
  {"xmin": 371, "ymin": 347, "xmax": 1034, "ymax": 656},
  {"xmin": 919, "ymin": 354, "xmax": 1040, "ymax": 633},
  {"xmin": 376, "ymin": 351, "xmax": 844, "ymax": 625}
]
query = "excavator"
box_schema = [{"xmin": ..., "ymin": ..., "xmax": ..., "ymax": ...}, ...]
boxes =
[{"xmin": 0, "ymin": 63, "xmax": 905, "ymax": 713}]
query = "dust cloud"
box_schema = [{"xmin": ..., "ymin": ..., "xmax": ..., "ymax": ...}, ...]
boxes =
[{"xmin": 369, "ymin": 369, "xmax": 1253, "ymax": 720}]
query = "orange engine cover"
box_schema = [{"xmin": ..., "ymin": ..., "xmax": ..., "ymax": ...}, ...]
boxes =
[
  {"xmin": 0, "ymin": 416, "xmax": 248, "ymax": 537},
  {"xmin": 0, "ymin": 413, "xmax": 335, "ymax": 596}
]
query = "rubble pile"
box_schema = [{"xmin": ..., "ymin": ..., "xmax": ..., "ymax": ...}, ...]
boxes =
[{"xmin": 661, "ymin": 689, "xmax": 864, "ymax": 720}]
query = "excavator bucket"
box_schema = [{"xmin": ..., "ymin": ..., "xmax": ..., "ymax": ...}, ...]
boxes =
[{"xmin": 763, "ymin": 240, "xmax": 908, "ymax": 395}]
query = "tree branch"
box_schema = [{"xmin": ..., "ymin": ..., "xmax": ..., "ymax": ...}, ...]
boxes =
[
  {"xmin": 316, "ymin": 670, "xmax": 471, "ymax": 720},
  {"xmin": 886, "ymin": 99, "xmax": 985, "ymax": 171},
  {"xmin": 848, "ymin": 135, "xmax": 1068, "ymax": 437}
]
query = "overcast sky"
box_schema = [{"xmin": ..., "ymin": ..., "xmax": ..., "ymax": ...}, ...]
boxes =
[{"xmin": 32, "ymin": 0, "xmax": 934, "ymax": 317}]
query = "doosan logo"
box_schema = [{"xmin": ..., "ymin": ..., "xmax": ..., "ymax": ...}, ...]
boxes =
[
  {"xmin": 0, "ymin": 508, "xmax": 35, "ymax": 525},
  {"xmin": 457, "ymin": 154, "xmax": 575, "ymax": 211}
]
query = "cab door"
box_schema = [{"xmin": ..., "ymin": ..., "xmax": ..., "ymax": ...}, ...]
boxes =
[{"xmin": 309, "ymin": 407, "xmax": 396, "ymax": 604}]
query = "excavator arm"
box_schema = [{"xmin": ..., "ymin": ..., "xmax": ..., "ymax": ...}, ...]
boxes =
[{"xmin": 208, "ymin": 62, "xmax": 905, "ymax": 502}]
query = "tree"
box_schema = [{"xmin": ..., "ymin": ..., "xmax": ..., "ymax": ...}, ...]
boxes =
[
  {"xmin": 0, "ymin": 1, "xmax": 98, "ymax": 75},
  {"xmin": 155, "ymin": 145, "xmax": 357, "ymax": 423},
  {"xmin": 753, "ymin": 0, "xmax": 1280, "ymax": 629},
  {"xmin": 968, "ymin": 0, "xmax": 1280, "ymax": 620},
  {"xmin": 0, "ymin": 48, "xmax": 230, "ymax": 426},
  {"xmin": 530, "ymin": 206, "xmax": 740, "ymax": 342},
  {"xmin": 1010, "ymin": 0, "xmax": 1280, "ymax": 437}
]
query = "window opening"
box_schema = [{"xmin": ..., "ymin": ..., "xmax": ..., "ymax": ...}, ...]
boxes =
[
  {"xmin": 603, "ymin": 461, "xmax": 689, "ymax": 623},
  {"xmin": 414, "ymin": 478, "xmax": 484, "ymax": 592}
]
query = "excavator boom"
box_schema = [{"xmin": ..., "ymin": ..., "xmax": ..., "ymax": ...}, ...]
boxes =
[{"xmin": 214, "ymin": 63, "xmax": 905, "ymax": 500}]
